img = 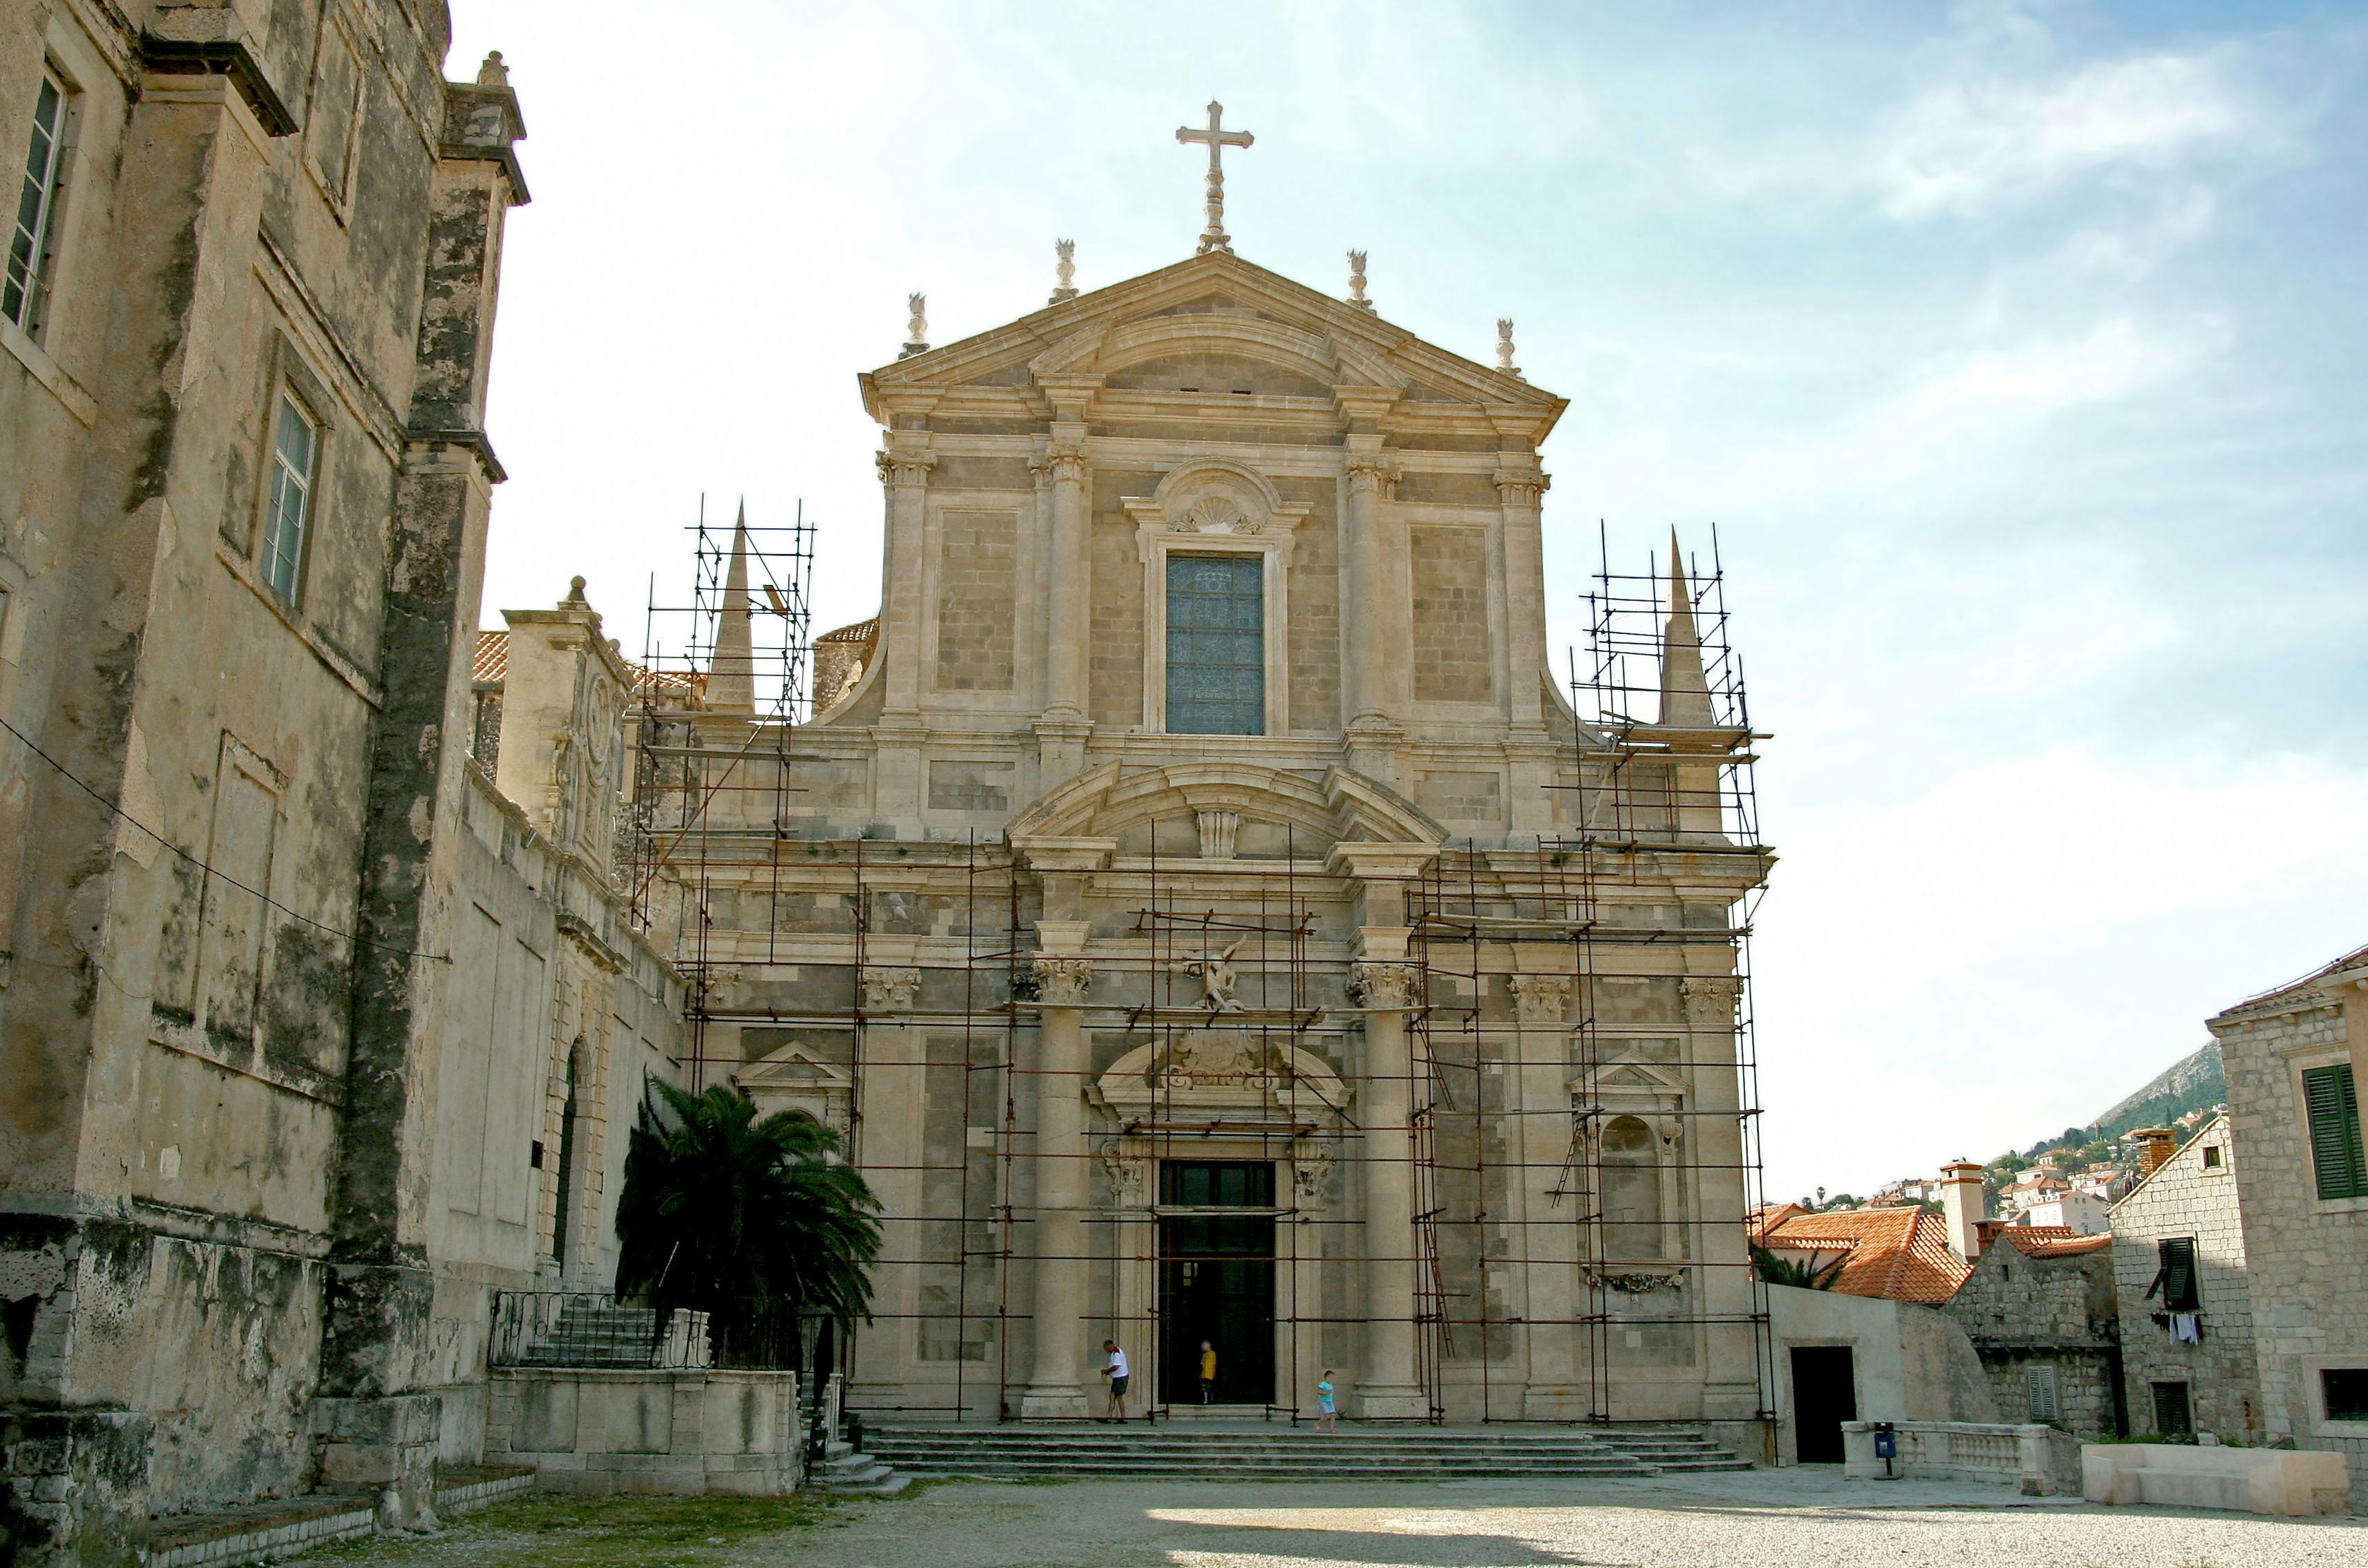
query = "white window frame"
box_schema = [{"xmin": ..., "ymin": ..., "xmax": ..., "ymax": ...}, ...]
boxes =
[
  {"xmin": 1124, "ymin": 460, "xmax": 1307, "ymax": 737},
  {"xmin": 5, "ymin": 67, "xmax": 70, "ymax": 334},
  {"xmin": 261, "ymin": 393, "xmax": 319, "ymax": 602}
]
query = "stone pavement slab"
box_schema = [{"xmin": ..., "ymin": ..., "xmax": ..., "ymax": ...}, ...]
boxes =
[{"xmin": 783, "ymin": 1471, "xmax": 2366, "ymax": 1568}]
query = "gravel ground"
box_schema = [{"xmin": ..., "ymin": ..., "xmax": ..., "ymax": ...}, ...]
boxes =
[{"xmin": 789, "ymin": 1472, "xmax": 2364, "ymax": 1568}]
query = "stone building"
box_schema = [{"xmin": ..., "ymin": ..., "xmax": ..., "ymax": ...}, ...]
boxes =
[
  {"xmin": 625, "ymin": 238, "xmax": 1774, "ymax": 1439},
  {"xmin": 2210, "ymin": 945, "xmax": 2368, "ymax": 1503},
  {"xmin": 0, "ymin": 3, "xmax": 680, "ymax": 1548},
  {"xmin": 2108, "ymin": 1114, "xmax": 2259, "ymax": 1443},
  {"xmin": 1942, "ymin": 1227, "xmax": 2124, "ymax": 1437}
]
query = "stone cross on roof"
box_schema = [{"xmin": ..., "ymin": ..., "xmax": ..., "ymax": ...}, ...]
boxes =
[{"xmin": 1176, "ymin": 101, "xmax": 1253, "ymax": 255}]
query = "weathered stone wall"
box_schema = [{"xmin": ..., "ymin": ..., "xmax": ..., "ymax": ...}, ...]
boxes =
[
  {"xmin": 2108, "ymin": 1116, "xmax": 2261, "ymax": 1442},
  {"xmin": 2216, "ymin": 984, "xmax": 2368, "ymax": 1506},
  {"xmin": 1942, "ymin": 1244, "xmax": 2124, "ymax": 1435}
]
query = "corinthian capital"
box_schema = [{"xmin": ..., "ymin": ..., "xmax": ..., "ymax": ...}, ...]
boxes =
[
  {"xmin": 860, "ymin": 966, "xmax": 921, "ymax": 1013},
  {"xmin": 1679, "ymin": 975, "xmax": 1743, "ymax": 1028},
  {"xmin": 1032, "ymin": 956, "xmax": 1093, "ymax": 1008},
  {"xmin": 1348, "ymin": 962, "xmax": 1422, "ymax": 1011},
  {"xmin": 1510, "ymin": 972, "xmax": 1572, "ymax": 1025},
  {"xmin": 1047, "ymin": 445, "xmax": 1090, "ymax": 485}
]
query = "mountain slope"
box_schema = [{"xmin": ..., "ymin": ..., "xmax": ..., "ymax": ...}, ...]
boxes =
[{"xmin": 2091, "ymin": 1043, "xmax": 2226, "ymax": 1140}]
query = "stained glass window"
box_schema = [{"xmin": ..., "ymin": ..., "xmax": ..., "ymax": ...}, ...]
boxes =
[{"xmin": 1164, "ymin": 554, "xmax": 1262, "ymax": 736}]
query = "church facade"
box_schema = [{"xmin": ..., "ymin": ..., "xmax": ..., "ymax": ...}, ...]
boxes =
[{"xmin": 637, "ymin": 246, "xmax": 1775, "ymax": 1439}]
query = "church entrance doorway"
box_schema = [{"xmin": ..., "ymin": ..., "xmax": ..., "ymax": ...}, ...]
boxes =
[{"xmin": 1157, "ymin": 1160, "xmax": 1275, "ymax": 1406}]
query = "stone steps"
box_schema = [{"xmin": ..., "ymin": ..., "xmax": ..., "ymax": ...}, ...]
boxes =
[
  {"xmin": 861, "ymin": 1424, "xmax": 1751, "ymax": 1481},
  {"xmin": 807, "ymin": 1438, "xmax": 911, "ymax": 1496},
  {"xmin": 512, "ymin": 1304, "xmax": 662, "ymax": 1368}
]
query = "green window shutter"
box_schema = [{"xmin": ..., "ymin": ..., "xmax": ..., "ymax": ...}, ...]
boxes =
[{"xmin": 2303, "ymin": 1065, "xmax": 2367, "ymax": 1201}]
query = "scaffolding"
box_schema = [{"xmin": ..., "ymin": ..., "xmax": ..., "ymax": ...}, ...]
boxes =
[{"xmin": 614, "ymin": 512, "xmax": 1772, "ymax": 1432}]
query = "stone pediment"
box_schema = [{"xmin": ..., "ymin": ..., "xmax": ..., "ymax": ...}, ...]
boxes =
[
  {"xmin": 858, "ymin": 251, "xmax": 1564, "ymax": 427},
  {"xmin": 731, "ymin": 1042, "xmax": 855, "ymax": 1133},
  {"xmin": 1092, "ymin": 1030, "xmax": 1351, "ymax": 1127},
  {"xmin": 1006, "ymin": 760, "xmax": 1444, "ymax": 864}
]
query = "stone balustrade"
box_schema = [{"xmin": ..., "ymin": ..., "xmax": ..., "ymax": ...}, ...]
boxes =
[{"xmin": 1841, "ymin": 1420, "xmax": 2082, "ymax": 1495}]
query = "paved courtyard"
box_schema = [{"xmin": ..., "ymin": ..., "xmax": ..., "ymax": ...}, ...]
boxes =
[{"xmin": 308, "ymin": 1470, "xmax": 2363, "ymax": 1568}]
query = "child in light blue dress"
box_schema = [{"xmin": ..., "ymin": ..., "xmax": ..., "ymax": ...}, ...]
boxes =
[{"xmin": 1316, "ymin": 1371, "xmax": 1338, "ymax": 1433}]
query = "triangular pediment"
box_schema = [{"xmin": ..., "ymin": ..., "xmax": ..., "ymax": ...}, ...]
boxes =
[{"xmin": 860, "ymin": 251, "xmax": 1565, "ymax": 429}]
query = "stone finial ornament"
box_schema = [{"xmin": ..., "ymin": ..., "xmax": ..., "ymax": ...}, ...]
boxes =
[
  {"xmin": 1347, "ymin": 250, "xmax": 1373, "ymax": 311},
  {"xmin": 477, "ymin": 51, "xmax": 509, "ymax": 88},
  {"xmin": 898, "ymin": 292, "xmax": 928, "ymax": 359},
  {"xmin": 1496, "ymin": 318, "xmax": 1521, "ymax": 380},
  {"xmin": 1050, "ymin": 239, "xmax": 1079, "ymax": 304},
  {"xmin": 1175, "ymin": 101, "xmax": 1254, "ymax": 255}
]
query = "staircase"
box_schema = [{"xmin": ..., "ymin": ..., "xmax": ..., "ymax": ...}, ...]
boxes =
[
  {"xmin": 861, "ymin": 1423, "xmax": 1751, "ymax": 1482},
  {"xmin": 512, "ymin": 1301, "xmax": 662, "ymax": 1368},
  {"xmin": 807, "ymin": 1437, "xmax": 911, "ymax": 1496}
]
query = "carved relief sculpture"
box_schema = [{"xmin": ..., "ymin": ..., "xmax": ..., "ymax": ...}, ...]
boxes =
[{"xmin": 1172, "ymin": 938, "xmax": 1247, "ymax": 1013}]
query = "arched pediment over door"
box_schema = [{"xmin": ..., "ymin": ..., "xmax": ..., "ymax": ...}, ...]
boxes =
[{"xmin": 1007, "ymin": 760, "xmax": 1445, "ymax": 864}]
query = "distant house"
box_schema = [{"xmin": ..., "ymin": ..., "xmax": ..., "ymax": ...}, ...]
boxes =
[
  {"xmin": 1942, "ymin": 1226, "xmax": 2124, "ymax": 1436},
  {"xmin": 2015, "ymin": 1190, "xmax": 2111, "ymax": 1235}
]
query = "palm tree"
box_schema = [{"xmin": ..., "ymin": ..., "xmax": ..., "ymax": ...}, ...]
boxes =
[
  {"xmin": 1751, "ymin": 1245, "xmax": 1840, "ymax": 1290},
  {"xmin": 614, "ymin": 1080, "xmax": 882, "ymax": 1365}
]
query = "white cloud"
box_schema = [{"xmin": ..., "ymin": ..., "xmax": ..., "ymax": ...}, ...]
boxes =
[{"xmin": 1875, "ymin": 51, "xmax": 2255, "ymax": 221}]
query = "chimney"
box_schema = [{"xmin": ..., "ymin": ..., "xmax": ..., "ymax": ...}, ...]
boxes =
[
  {"xmin": 2126, "ymin": 1127, "xmax": 2178, "ymax": 1180},
  {"xmin": 1940, "ymin": 1159, "xmax": 1988, "ymax": 1261}
]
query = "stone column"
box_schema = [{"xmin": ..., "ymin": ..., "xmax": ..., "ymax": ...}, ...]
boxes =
[
  {"xmin": 1350, "ymin": 954, "xmax": 1429, "ymax": 1419},
  {"xmin": 1493, "ymin": 464, "xmax": 1550, "ymax": 735},
  {"xmin": 1682, "ymin": 974, "xmax": 1759, "ymax": 1420},
  {"xmin": 1034, "ymin": 390, "xmax": 1094, "ymax": 782},
  {"xmin": 1510, "ymin": 972, "xmax": 1582, "ymax": 1417},
  {"xmin": 1021, "ymin": 946, "xmax": 1094, "ymax": 1418},
  {"xmin": 1495, "ymin": 465, "xmax": 1558, "ymax": 844},
  {"xmin": 873, "ymin": 442, "xmax": 934, "ymax": 831},
  {"xmin": 1336, "ymin": 390, "xmax": 1406, "ymax": 784}
]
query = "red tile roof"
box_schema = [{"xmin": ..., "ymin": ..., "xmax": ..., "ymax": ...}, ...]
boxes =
[
  {"xmin": 471, "ymin": 629, "xmax": 701, "ymax": 698},
  {"xmin": 1751, "ymin": 1205, "xmax": 1971, "ymax": 1303},
  {"xmin": 2217, "ymin": 941, "xmax": 2368, "ymax": 1020}
]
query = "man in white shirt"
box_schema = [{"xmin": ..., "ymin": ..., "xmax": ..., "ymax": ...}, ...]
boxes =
[{"xmin": 1101, "ymin": 1339, "xmax": 1130, "ymax": 1420}]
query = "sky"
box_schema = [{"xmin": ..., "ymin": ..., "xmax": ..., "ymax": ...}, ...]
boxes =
[{"xmin": 443, "ymin": 1, "xmax": 2368, "ymax": 1204}]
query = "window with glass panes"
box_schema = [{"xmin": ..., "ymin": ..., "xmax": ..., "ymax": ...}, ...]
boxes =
[
  {"xmin": 1164, "ymin": 554, "xmax": 1262, "ymax": 735},
  {"xmin": 6, "ymin": 72, "xmax": 67, "ymax": 331},
  {"xmin": 262, "ymin": 396, "xmax": 317, "ymax": 601}
]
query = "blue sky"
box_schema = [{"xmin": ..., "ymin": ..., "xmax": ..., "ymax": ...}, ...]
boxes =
[{"xmin": 447, "ymin": 1, "xmax": 2368, "ymax": 1201}]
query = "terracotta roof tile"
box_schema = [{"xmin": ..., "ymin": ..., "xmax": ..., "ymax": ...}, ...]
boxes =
[
  {"xmin": 1753, "ymin": 1205, "xmax": 1971, "ymax": 1304},
  {"xmin": 2217, "ymin": 941, "xmax": 2368, "ymax": 1019},
  {"xmin": 472, "ymin": 630, "xmax": 508, "ymax": 685}
]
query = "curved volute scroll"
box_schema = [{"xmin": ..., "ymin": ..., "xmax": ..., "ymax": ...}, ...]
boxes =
[{"xmin": 1002, "ymin": 760, "xmax": 1445, "ymax": 860}]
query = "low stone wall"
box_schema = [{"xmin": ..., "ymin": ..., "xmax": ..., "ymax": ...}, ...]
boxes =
[
  {"xmin": 2084, "ymin": 1442, "xmax": 2351, "ymax": 1517},
  {"xmin": 1841, "ymin": 1421, "xmax": 2082, "ymax": 1495},
  {"xmin": 487, "ymin": 1369, "xmax": 801, "ymax": 1495}
]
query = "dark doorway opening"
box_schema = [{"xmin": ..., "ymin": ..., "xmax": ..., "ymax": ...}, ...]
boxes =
[
  {"xmin": 1790, "ymin": 1345, "xmax": 1857, "ymax": 1463},
  {"xmin": 1157, "ymin": 1161, "xmax": 1275, "ymax": 1406}
]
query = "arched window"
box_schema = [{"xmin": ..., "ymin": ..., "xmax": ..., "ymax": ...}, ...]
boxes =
[{"xmin": 1601, "ymin": 1116, "xmax": 1664, "ymax": 1260}]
